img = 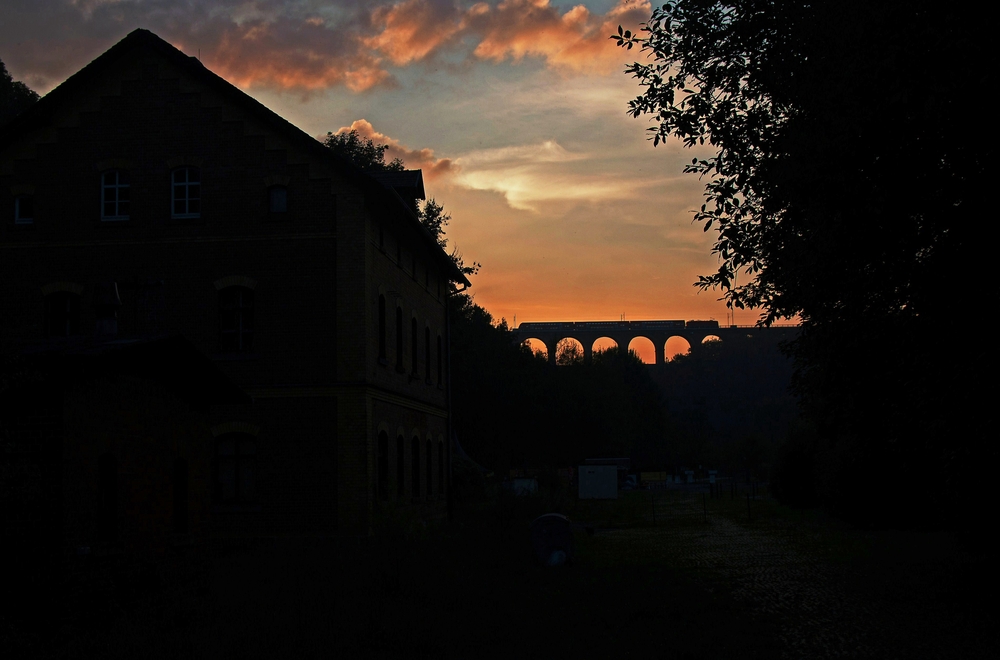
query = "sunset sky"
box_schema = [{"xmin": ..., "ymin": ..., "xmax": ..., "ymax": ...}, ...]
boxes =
[{"xmin": 2, "ymin": 0, "xmax": 743, "ymax": 331}]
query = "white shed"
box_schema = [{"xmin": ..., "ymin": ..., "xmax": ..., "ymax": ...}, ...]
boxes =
[{"xmin": 578, "ymin": 465, "xmax": 618, "ymax": 499}]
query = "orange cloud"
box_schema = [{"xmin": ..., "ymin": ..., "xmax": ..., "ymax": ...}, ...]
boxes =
[
  {"xmin": 332, "ymin": 119, "xmax": 457, "ymax": 181},
  {"xmin": 363, "ymin": 0, "xmax": 651, "ymax": 75},
  {"xmin": 14, "ymin": 1, "xmax": 650, "ymax": 95},
  {"xmin": 204, "ymin": 21, "xmax": 393, "ymax": 92},
  {"xmin": 364, "ymin": 0, "xmax": 473, "ymax": 66},
  {"xmin": 471, "ymin": 0, "xmax": 651, "ymax": 74}
]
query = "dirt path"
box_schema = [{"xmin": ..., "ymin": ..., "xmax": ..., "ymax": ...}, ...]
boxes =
[{"xmin": 593, "ymin": 495, "xmax": 997, "ymax": 659}]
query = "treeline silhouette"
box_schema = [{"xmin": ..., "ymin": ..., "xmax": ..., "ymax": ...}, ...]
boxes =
[
  {"xmin": 449, "ymin": 298, "xmax": 800, "ymax": 485},
  {"xmin": 616, "ymin": 1, "xmax": 994, "ymax": 537}
]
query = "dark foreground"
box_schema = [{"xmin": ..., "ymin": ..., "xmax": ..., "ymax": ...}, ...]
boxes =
[{"xmin": 9, "ymin": 487, "xmax": 998, "ymax": 659}]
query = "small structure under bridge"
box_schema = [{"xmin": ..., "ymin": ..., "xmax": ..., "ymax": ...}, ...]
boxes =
[{"xmin": 514, "ymin": 320, "xmax": 800, "ymax": 366}]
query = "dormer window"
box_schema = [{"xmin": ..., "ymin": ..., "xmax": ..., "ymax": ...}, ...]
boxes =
[
  {"xmin": 172, "ymin": 167, "xmax": 201, "ymax": 218},
  {"xmin": 101, "ymin": 170, "xmax": 130, "ymax": 220},
  {"xmin": 14, "ymin": 195, "xmax": 33, "ymax": 224},
  {"xmin": 268, "ymin": 185, "xmax": 287, "ymax": 214}
]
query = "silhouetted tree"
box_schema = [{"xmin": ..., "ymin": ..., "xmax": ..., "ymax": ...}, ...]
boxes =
[
  {"xmin": 323, "ymin": 129, "xmax": 404, "ymax": 171},
  {"xmin": 555, "ymin": 338, "xmax": 583, "ymax": 366},
  {"xmin": 1, "ymin": 57, "xmax": 39, "ymax": 126},
  {"xmin": 616, "ymin": 2, "xmax": 993, "ymax": 529},
  {"xmin": 418, "ymin": 198, "xmax": 480, "ymax": 282}
]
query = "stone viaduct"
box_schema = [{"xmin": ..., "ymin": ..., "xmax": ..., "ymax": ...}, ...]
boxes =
[{"xmin": 514, "ymin": 320, "xmax": 800, "ymax": 365}]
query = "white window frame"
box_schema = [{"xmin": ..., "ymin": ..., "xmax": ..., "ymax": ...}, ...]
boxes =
[
  {"xmin": 14, "ymin": 195, "xmax": 33, "ymax": 224},
  {"xmin": 101, "ymin": 170, "xmax": 130, "ymax": 221},
  {"xmin": 171, "ymin": 167, "xmax": 201, "ymax": 219}
]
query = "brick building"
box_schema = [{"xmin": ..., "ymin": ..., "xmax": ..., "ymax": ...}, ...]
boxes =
[{"xmin": 0, "ymin": 29, "xmax": 470, "ymax": 546}]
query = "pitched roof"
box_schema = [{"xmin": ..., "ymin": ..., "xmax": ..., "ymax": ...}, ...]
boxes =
[
  {"xmin": 369, "ymin": 170, "xmax": 426, "ymax": 201},
  {"xmin": 0, "ymin": 29, "xmax": 470, "ymax": 287}
]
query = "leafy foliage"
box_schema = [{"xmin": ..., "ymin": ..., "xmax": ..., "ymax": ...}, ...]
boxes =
[
  {"xmin": 323, "ymin": 129, "xmax": 405, "ymax": 171},
  {"xmin": 418, "ymin": 198, "xmax": 480, "ymax": 281},
  {"xmin": 1, "ymin": 57, "xmax": 39, "ymax": 126},
  {"xmin": 616, "ymin": 1, "xmax": 993, "ymax": 528},
  {"xmin": 449, "ymin": 299, "xmax": 668, "ymax": 473}
]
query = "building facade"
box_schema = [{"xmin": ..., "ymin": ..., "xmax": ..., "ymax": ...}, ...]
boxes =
[{"xmin": 0, "ymin": 29, "xmax": 469, "ymax": 543}]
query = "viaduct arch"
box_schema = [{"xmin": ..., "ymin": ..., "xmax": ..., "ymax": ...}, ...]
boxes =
[{"xmin": 515, "ymin": 320, "xmax": 800, "ymax": 366}]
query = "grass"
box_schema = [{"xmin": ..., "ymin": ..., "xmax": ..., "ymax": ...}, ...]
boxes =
[
  {"xmin": 20, "ymin": 484, "xmax": 998, "ymax": 659},
  {"xmin": 36, "ymin": 487, "xmax": 781, "ymax": 659}
]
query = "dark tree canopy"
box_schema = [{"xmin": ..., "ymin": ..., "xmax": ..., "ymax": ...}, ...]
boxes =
[
  {"xmin": 417, "ymin": 198, "xmax": 480, "ymax": 281},
  {"xmin": 323, "ymin": 129, "xmax": 405, "ymax": 171},
  {"xmin": 1, "ymin": 57, "xmax": 39, "ymax": 126},
  {"xmin": 324, "ymin": 128, "xmax": 479, "ymax": 281},
  {"xmin": 616, "ymin": 1, "xmax": 994, "ymax": 528}
]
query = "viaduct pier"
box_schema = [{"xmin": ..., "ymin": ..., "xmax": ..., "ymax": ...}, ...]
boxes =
[{"xmin": 514, "ymin": 320, "xmax": 800, "ymax": 365}]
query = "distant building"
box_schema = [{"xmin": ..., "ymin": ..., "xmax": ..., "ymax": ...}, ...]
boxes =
[{"xmin": 0, "ymin": 29, "xmax": 470, "ymax": 555}]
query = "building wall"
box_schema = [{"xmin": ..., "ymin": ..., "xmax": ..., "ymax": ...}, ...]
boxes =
[
  {"xmin": 61, "ymin": 374, "xmax": 214, "ymax": 555},
  {"xmin": 1, "ymin": 42, "xmax": 453, "ymax": 535}
]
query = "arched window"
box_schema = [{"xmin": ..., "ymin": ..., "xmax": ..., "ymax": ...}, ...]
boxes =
[
  {"xmin": 411, "ymin": 436, "xmax": 420, "ymax": 498},
  {"xmin": 214, "ymin": 433, "xmax": 256, "ymax": 503},
  {"xmin": 44, "ymin": 291, "xmax": 80, "ymax": 337},
  {"xmin": 424, "ymin": 327, "xmax": 431, "ymax": 382},
  {"xmin": 438, "ymin": 440, "xmax": 445, "ymax": 494},
  {"xmin": 396, "ymin": 435, "xmax": 405, "ymax": 498},
  {"xmin": 219, "ymin": 286, "xmax": 254, "ymax": 353},
  {"xmin": 437, "ymin": 335, "xmax": 443, "ymax": 384},
  {"xmin": 173, "ymin": 458, "xmax": 189, "ymax": 533},
  {"xmin": 172, "ymin": 167, "xmax": 201, "ymax": 218},
  {"xmin": 426, "ymin": 438, "xmax": 433, "ymax": 495},
  {"xmin": 378, "ymin": 295, "xmax": 387, "ymax": 361},
  {"xmin": 377, "ymin": 432, "xmax": 389, "ymax": 502},
  {"xmin": 101, "ymin": 169, "xmax": 130, "ymax": 220},
  {"xmin": 395, "ymin": 307, "xmax": 404, "ymax": 371},
  {"xmin": 98, "ymin": 452, "xmax": 117, "ymax": 542},
  {"xmin": 411, "ymin": 317, "xmax": 418, "ymax": 374},
  {"xmin": 14, "ymin": 195, "xmax": 34, "ymax": 224},
  {"xmin": 268, "ymin": 185, "xmax": 288, "ymax": 214}
]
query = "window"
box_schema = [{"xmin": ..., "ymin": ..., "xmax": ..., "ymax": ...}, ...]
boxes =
[
  {"xmin": 14, "ymin": 195, "xmax": 33, "ymax": 224},
  {"xmin": 411, "ymin": 318, "xmax": 418, "ymax": 374},
  {"xmin": 101, "ymin": 169, "xmax": 130, "ymax": 220},
  {"xmin": 396, "ymin": 435, "xmax": 405, "ymax": 498},
  {"xmin": 219, "ymin": 286, "xmax": 254, "ymax": 353},
  {"xmin": 94, "ymin": 280, "xmax": 121, "ymax": 337},
  {"xmin": 98, "ymin": 452, "xmax": 117, "ymax": 541},
  {"xmin": 436, "ymin": 335, "xmax": 443, "ymax": 385},
  {"xmin": 426, "ymin": 438, "xmax": 433, "ymax": 496},
  {"xmin": 378, "ymin": 295, "xmax": 387, "ymax": 361},
  {"xmin": 395, "ymin": 307, "xmax": 404, "ymax": 371},
  {"xmin": 411, "ymin": 436, "xmax": 420, "ymax": 498},
  {"xmin": 438, "ymin": 441, "xmax": 445, "ymax": 494},
  {"xmin": 377, "ymin": 432, "xmax": 389, "ymax": 502},
  {"xmin": 173, "ymin": 458, "xmax": 189, "ymax": 533},
  {"xmin": 268, "ymin": 185, "xmax": 287, "ymax": 214},
  {"xmin": 214, "ymin": 433, "xmax": 256, "ymax": 503},
  {"xmin": 172, "ymin": 167, "xmax": 201, "ymax": 218},
  {"xmin": 44, "ymin": 291, "xmax": 80, "ymax": 337},
  {"xmin": 425, "ymin": 328, "xmax": 431, "ymax": 382}
]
